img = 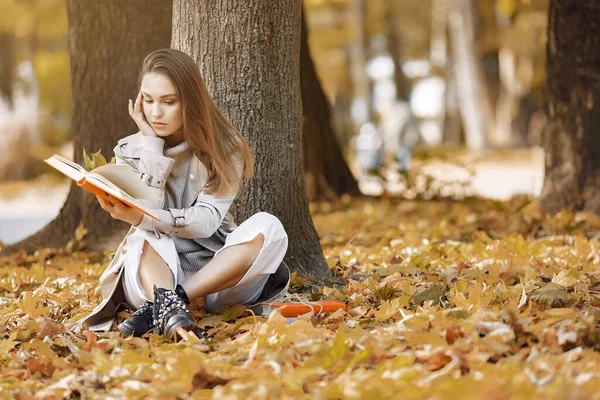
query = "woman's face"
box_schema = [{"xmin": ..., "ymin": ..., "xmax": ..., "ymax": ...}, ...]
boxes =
[{"xmin": 141, "ymin": 72, "xmax": 184, "ymax": 142}]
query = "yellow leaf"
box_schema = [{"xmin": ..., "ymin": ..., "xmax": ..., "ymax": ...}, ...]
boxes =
[
  {"xmin": 320, "ymin": 329, "xmax": 348, "ymax": 370},
  {"xmin": 551, "ymin": 270, "xmax": 577, "ymax": 288},
  {"xmin": 467, "ymin": 281, "xmax": 483, "ymax": 306},
  {"xmin": 542, "ymin": 308, "xmax": 574, "ymax": 318},
  {"xmin": 197, "ymin": 315, "xmax": 224, "ymax": 329},
  {"xmin": 18, "ymin": 292, "xmax": 50, "ymax": 318},
  {"xmin": 82, "ymin": 148, "xmax": 111, "ymax": 171},
  {"xmin": 0, "ymin": 332, "xmax": 19, "ymax": 353},
  {"xmin": 373, "ymin": 298, "xmax": 403, "ymax": 322}
]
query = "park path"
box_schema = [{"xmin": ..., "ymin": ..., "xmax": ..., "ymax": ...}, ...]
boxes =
[{"xmin": 0, "ymin": 181, "xmax": 69, "ymax": 245}]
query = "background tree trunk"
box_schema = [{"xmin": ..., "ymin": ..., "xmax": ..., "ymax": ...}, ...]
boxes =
[
  {"xmin": 448, "ymin": 0, "xmax": 491, "ymax": 150},
  {"xmin": 3, "ymin": 0, "xmax": 172, "ymax": 254},
  {"xmin": 301, "ymin": 9, "xmax": 360, "ymax": 202},
  {"xmin": 384, "ymin": 0, "xmax": 409, "ymax": 102},
  {"xmin": 350, "ymin": 0, "xmax": 375, "ymax": 125},
  {"xmin": 540, "ymin": 0, "xmax": 600, "ymax": 214},
  {"xmin": 172, "ymin": 0, "xmax": 330, "ymax": 279},
  {"xmin": 0, "ymin": 32, "xmax": 15, "ymax": 108}
]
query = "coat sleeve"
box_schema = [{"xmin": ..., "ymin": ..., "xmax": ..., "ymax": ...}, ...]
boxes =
[
  {"xmin": 135, "ymin": 191, "xmax": 237, "ymax": 239},
  {"xmin": 134, "ymin": 151, "xmax": 244, "ymax": 239},
  {"xmin": 113, "ymin": 136, "xmax": 175, "ymax": 211}
]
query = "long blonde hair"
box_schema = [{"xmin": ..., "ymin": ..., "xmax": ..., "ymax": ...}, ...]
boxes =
[{"xmin": 139, "ymin": 48, "xmax": 253, "ymax": 196}]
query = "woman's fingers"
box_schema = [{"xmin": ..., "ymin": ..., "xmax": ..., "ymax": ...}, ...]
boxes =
[
  {"xmin": 127, "ymin": 91, "xmax": 157, "ymax": 137},
  {"xmin": 96, "ymin": 196, "xmax": 113, "ymax": 213},
  {"xmin": 133, "ymin": 91, "xmax": 141, "ymax": 111},
  {"xmin": 129, "ymin": 93, "xmax": 141, "ymax": 116},
  {"xmin": 97, "ymin": 195, "xmax": 121, "ymax": 219},
  {"xmin": 97, "ymin": 194, "xmax": 141, "ymax": 225},
  {"xmin": 110, "ymin": 197, "xmax": 130, "ymax": 212}
]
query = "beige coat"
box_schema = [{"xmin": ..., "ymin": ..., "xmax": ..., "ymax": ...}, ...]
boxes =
[{"xmin": 75, "ymin": 133, "xmax": 290, "ymax": 332}]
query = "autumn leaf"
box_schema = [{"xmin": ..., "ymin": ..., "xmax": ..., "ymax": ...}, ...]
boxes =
[
  {"xmin": 82, "ymin": 147, "xmax": 112, "ymax": 171},
  {"xmin": 412, "ymin": 285, "xmax": 445, "ymax": 306},
  {"xmin": 0, "ymin": 332, "xmax": 19, "ymax": 353},
  {"xmin": 551, "ymin": 270, "xmax": 577, "ymax": 288},
  {"xmin": 529, "ymin": 283, "xmax": 570, "ymax": 307},
  {"xmin": 18, "ymin": 292, "xmax": 51, "ymax": 319}
]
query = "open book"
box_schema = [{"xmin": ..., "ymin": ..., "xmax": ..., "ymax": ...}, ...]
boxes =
[{"xmin": 44, "ymin": 154, "xmax": 159, "ymax": 220}]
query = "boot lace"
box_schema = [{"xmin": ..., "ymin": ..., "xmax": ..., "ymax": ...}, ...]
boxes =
[{"xmin": 153, "ymin": 288, "xmax": 191, "ymax": 335}]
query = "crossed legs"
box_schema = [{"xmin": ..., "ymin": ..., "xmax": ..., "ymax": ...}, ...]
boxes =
[{"xmin": 137, "ymin": 234, "xmax": 265, "ymax": 303}]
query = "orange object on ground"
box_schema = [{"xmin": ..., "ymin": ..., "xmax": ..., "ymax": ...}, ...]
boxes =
[{"xmin": 260, "ymin": 300, "xmax": 346, "ymax": 317}]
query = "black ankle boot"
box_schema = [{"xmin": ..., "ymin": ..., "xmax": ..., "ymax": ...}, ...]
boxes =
[
  {"xmin": 152, "ymin": 284, "xmax": 199, "ymax": 342},
  {"xmin": 117, "ymin": 301, "xmax": 154, "ymax": 337}
]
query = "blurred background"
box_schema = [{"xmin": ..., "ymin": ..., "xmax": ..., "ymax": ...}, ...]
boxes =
[{"xmin": 0, "ymin": 0, "xmax": 547, "ymax": 245}]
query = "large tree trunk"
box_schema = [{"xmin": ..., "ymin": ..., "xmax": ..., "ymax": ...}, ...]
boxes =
[
  {"xmin": 3, "ymin": 0, "xmax": 172, "ymax": 254},
  {"xmin": 301, "ymin": 10, "xmax": 360, "ymax": 202},
  {"xmin": 172, "ymin": 0, "xmax": 330, "ymax": 279},
  {"xmin": 540, "ymin": 0, "xmax": 600, "ymax": 214}
]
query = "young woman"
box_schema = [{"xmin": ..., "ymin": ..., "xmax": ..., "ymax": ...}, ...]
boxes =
[{"xmin": 77, "ymin": 49, "xmax": 290, "ymax": 342}]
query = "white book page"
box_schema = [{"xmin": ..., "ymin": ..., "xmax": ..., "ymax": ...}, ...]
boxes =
[
  {"xmin": 44, "ymin": 155, "xmax": 86, "ymax": 182},
  {"xmin": 85, "ymin": 174, "xmax": 127, "ymax": 200}
]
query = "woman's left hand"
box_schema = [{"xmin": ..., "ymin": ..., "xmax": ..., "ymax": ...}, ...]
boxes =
[{"xmin": 96, "ymin": 194, "xmax": 143, "ymax": 226}]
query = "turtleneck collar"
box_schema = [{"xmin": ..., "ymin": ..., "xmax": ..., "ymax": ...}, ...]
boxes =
[{"xmin": 164, "ymin": 140, "xmax": 191, "ymax": 158}]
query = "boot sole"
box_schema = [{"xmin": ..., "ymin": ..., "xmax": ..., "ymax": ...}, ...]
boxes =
[
  {"xmin": 118, "ymin": 321, "xmax": 153, "ymax": 338},
  {"xmin": 166, "ymin": 319, "xmax": 198, "ymax": 343}
]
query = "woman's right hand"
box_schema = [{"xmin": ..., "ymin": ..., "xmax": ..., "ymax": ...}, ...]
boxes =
[{"xmin": 128, "ymin": 91, "xmax": 158, "ymax": 138}]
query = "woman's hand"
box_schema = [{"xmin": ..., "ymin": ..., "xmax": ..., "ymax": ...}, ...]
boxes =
[
  {"xmin": 97, "ymin": 193, "xmax": 143, "ymax": 226},
  {"xmin": 128, "ymin": 91, "xmax": 158, "ymax": 138}
]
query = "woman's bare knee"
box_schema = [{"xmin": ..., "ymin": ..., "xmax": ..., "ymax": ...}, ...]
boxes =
[{"xmin": 138, "ymin": 240, "xmax": 174, "ymax": 300}]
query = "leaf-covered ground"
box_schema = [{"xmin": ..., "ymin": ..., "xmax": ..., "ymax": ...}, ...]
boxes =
[{"xmin": 1, "ymin": 196, "xmax": 600, "ymax": 399}]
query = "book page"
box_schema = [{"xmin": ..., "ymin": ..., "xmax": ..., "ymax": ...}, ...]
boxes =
[
  {"xmin": 90, "ymin": 164, "xmax": 156, "ymax": 199},
  {"xmin": 85, "ymin": 174, "xmax": 127, "ymax": 200},
  {"xmin": 44, "ymin": 155, "xmax": 86, "ymax": 182}
]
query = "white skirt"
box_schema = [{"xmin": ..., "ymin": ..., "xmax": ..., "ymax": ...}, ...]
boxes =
[{"xmin": 121, "ymin": 212, "xmax": 288, "ymax": 312}]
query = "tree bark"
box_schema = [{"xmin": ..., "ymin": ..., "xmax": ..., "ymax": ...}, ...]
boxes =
[
  {"xmin": 300, "ymin": 10, "xmax": 360, "ymax": 202},
  {"xmin": 540, "ymin": 0, "xmax": 600, "ymax": 214},
  {"xmin": 171, "ymin": 0, "xmax": 330, "ymax": 279},
  {"xmin": 3, "ymin": 0, "xmax": 172, "ymax": 254}
]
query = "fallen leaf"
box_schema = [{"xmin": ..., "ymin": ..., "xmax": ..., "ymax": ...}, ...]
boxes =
[{"xmin": 529, "ymin": 283, "xmax": 570, "ymax": 307}]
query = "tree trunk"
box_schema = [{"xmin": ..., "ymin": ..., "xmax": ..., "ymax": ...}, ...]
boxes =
[
  {"xmin": 0, "ymin": 32, "xmax": 15, "ymax": 108},
  {"xmin": 301, "ymin": 9, "xmax": 360, "ymax": 202},
  {"xmin": 384, "ymin": 0, "xmax": 409, "ymax": 101},
  {"xmin": 430, "ymin": 0, "xmax": 448, "ymax": 70},
  {"xmin": 448, "ymin": 0, "xmax": 491, "ymax": 150},
  {"xmin": 3, "ymin": 0, "xmax": 172, "ymax": 254},
  {"xmin": 350, "ymin": 0, "xmax": 375, "ymax": 125},
  {"xmin": 540, "ymin": 0, "xmax": 600, "ymax": 214},
  {"xmin": 171, "ymin": 0, "xmax": 330, "ymax": 279}
]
